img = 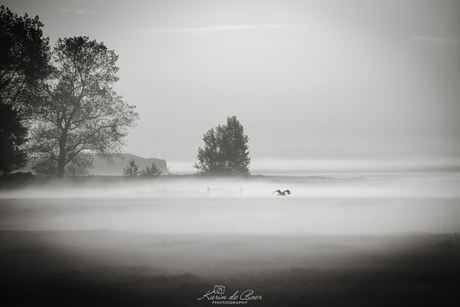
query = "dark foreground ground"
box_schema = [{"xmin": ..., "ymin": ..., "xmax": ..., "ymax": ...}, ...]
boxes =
[{"xmin": 1, "ymin": 230, "xmax": 459, "ymax": 307}]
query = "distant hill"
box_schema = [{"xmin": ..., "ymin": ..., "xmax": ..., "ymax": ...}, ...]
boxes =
[{"xmin": 18, "ymin": 153, "xmax": 168, "ymax": 176}]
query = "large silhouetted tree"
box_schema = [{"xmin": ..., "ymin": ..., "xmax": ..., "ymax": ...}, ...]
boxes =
[
  {"xmin": 0, "ymin": 6, "xmax": 52, "ymax": 174},
  {"xmin": 0, "ymin": 103, "xmax": 28, "ymax": 174},
  {"xmin": 29, "ymin": 36, "xmax": 139, "ymax": 178},
  {"xmin": 194, "ymin": 116, "xmax": 250, "ymax": 176},
  {"xmin": 0, "ymin": 6, "xmax": 51, "ymax": 111}
]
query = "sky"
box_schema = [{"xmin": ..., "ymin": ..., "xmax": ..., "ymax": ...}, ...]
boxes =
[{"xmin": 3, "ymin": 0, "xmax": 460, "ymax": 174}]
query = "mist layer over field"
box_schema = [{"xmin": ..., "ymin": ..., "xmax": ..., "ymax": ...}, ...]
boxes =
[{"xmin": 1, "ymin": 172, "xmax": 459, "ymax": 234}]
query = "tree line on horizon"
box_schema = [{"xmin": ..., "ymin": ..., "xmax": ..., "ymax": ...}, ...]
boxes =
[{"xmin": 0, "ymin": 6, "xmax": 251, "ymax": 179}]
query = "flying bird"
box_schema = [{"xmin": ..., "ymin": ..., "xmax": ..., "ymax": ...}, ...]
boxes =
[{"xmin": 272, "ymin": 190, "xmax": 291, "ymax": 196}]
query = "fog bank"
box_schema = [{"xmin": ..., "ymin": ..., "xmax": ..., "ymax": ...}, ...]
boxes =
[
  {"xmin": 0, "ymin": 172, "xmax": 459, "ymax": 235},
  {"xmin": 1, "ymin": 172, "xmax": 459, "ymax": 199}
]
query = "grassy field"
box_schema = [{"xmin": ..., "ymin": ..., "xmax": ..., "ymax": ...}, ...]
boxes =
[
  {"xmin": 0, "ymin": 230, "xmax": 459, "ymax": 306},
  {"xmin": 1, "ymin": 174, "xmax": 459, "ymax": 306}
]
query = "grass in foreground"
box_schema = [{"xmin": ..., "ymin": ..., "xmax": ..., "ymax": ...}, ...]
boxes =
[{"xmin": 1, "ymin": 231, "xmax": 459, "ymax": 306}]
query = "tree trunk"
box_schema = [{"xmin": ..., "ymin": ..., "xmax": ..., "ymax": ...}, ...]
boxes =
[{"xmin": 56, "ymin": 131, "xmax": 67, "ymax": 178}]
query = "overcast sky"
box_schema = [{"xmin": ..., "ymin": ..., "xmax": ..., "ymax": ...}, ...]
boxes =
[{"xmin": 4, "ymin": 0, "xmax": 460, "ymax": 174}]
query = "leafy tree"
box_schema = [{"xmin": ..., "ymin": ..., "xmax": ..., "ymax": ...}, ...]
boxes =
[
  {"xmin": 194, "ymin": 116, "xmax": 250, "ymax": 176},
  {"xmin": 123, "ymin": 159, "xmax": 139, "ymax": 178},
  {"xmin": 139, "ymin": 162, "xmax": 162, "ymax": 178},
  {"xmin": 28, "ymin": 36, "xmax": 139, "ymax": 178},
  {"xmin": 0, "ymin": 103, "xmax": 28, "ymax": 175},
  {"xmin": 0, "ymin": 5, "xmax": 52, "ymax": 112},
  {"xmin": 0, "ymin": 6, "xmax": 52, "ymax": 174}
]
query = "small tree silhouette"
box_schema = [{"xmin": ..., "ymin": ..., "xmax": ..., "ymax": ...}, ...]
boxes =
[
  {"xmin": 140, "ymin": 162, "xmax": 162, "ymax": 178},
  {"xmin": 123, "ymin": 159, "xmax": 139, "ymax": 178}
]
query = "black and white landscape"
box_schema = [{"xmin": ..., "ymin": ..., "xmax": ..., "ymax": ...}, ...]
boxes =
[{"xmin": 1, "ymin": 0, "xmax": 459, "ymax": 306}]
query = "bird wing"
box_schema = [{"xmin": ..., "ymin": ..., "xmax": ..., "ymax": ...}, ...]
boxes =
[
  {"xmin": 272, "ymin": 190, "xmax": 281, "ymax": 194},
  {"xmin": 284, "ymin": 190, "xmax": 291, "ymax": 195}
]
